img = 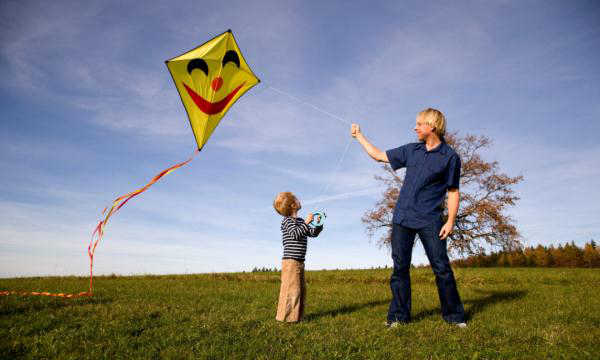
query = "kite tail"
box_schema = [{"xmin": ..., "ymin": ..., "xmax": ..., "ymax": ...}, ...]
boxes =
[{"xmin": 1, "ymin": 149, "xmax": 200, "ymax": 299}]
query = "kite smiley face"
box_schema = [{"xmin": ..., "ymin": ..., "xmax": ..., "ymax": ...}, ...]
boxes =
[
  {"xmin": 182, "ymin": 50, "xmax": 246, "ymax": 115},
  {"xmin": 166, "ymin": 30, "xmax": 259, "ymax": 150}
]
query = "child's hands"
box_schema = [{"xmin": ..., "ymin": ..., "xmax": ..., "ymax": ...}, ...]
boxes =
[
  {"xmin": 351, "ymin": 123, "xmax": 361, "ymax": 138},
  {"xmin": 305, "ymin": 213, "xmax": 314, "ymax": 225}
]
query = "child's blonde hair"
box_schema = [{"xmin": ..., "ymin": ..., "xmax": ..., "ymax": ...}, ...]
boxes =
[
  {"xmin": 273, "ymin": 192, "xmax": 296, "ymax": 217},
  {"xmin": 418, "ymin": 108, "xmax": 446, "ymax": 138}
]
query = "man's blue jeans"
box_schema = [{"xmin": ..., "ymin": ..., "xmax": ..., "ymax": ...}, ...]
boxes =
[{"xmin": 387, "ymin": 220, "xmax": 465, "ymax": 323}]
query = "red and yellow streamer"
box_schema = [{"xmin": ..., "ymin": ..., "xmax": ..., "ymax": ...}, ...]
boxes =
[{"xmin": 0, "ymin": 150, "xmax": 199, "ymax": 299}]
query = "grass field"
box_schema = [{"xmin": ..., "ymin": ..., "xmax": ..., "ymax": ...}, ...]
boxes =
[{"xmin": 1, "ymin": 268, "xmax": 599, "ymax": 359}]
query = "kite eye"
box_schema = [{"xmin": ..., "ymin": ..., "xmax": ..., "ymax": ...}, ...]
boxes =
[
  {"xmin": 222, "ymin": 50, "xmax": 240, "ymax": 68},
  {"xmin": 187, "ymin": 59, "xmax": 209, "ymax": 76}
]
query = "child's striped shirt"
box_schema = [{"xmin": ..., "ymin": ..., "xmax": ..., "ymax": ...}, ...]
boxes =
[{"xmin": 281, "ymin": 216, "xmax": 323, "ymax": 262}]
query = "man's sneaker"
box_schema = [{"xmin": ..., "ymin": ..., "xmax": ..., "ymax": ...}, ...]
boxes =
[
  {"xmin": 385, "ymin": 320, "xmax": 407, "ymax": 329},
  {"xmin": 455, "ymin": 322, "xmax": 467, "ymax": 328}
]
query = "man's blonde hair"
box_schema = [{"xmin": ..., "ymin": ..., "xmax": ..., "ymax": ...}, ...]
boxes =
[
  {"xmin": 418, "ymin": 108, "xmax": 446, "ymax": 138},
  {"xmin": 273, "ymin": 192, "xmax": 296, "ymax": 217}
]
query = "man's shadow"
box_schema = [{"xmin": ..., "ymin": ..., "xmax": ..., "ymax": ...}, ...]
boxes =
[
  {"xmin": 305, "ymin": 289, "xmax": 527, "ymax": 322},
  {"xmin": 412, "ymin": 289, "xmax": 528, "ymax": 322}
]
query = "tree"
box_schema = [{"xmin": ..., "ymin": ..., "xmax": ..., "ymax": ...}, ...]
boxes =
[
  {"xmin": 533, "ymin": 245, "xmax": 552, "ymax": 267},
  {"xmin": 508, "ymin": 250, "xmax": 526, "ymax": 267},
  {"xmin": 523, "ymin": 247, "xmax": 535, "ymax": 267},
  {"xmin": 551, "ymin": 244, "xmax": 566, "ymax": 267},
  {"xmin": 362, "ymin": 133, "xmax": 523, "ymax": 255},
  {"xmin": 563, "ymin": 241, "xmax": 583, "ymax": 267},
  {"xmin": 583, "ymin": 242, "xmax": 600, "ymax": 268},
  {"xmin": 498, "ymin": 253, "xmax": 509, "ymax": 267}
]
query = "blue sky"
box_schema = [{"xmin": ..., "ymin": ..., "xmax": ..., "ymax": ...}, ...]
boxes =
[{"xmin": 1, "ymin": 0, "xmax": 599, "ymax": 277}]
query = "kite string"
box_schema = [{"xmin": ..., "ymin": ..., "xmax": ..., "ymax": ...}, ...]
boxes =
[
  {"xmin": 267, "ymin": 86, "xmax": 352, "ymax": 127},
  {"xmin": 265, "ymin": 85, "xmax": 354, "ymax": 204},
  {"xmin": 317, "ymin": 136, "xmax": 352, "ymax": 201}
]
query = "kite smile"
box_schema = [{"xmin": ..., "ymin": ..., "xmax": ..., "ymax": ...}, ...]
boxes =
[{"xmin": 183, "ymin": 82, "xmax": 245, "ymax": 115}]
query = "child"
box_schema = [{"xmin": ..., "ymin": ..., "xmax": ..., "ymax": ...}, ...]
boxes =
[
  {"xmin": 273, "ymin": 192, "xmax": 323, "ymax": 323},
  {"xmin": 351, "ymin": 108, "xmax": 467, "ymax": 328}
]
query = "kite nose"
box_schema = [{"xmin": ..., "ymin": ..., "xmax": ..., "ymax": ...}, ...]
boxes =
[{"xmin": 211, "ymin": 77, "xmax": 224, "ymax": 92}]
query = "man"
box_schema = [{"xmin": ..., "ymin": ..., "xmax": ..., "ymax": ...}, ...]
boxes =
[{"xmin": 351, "ymin": 108, "xmax": 466, "ymax": 328}]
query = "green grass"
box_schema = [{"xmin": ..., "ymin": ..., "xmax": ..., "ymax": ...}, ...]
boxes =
[{"xmin": 1, "ymin": 268, "xmax": 599, "ymax": 359}]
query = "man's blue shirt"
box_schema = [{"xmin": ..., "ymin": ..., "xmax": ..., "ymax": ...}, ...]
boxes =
[{"xmin": 386, "ymin": 141, "xmax": 461, "ymax": 229}]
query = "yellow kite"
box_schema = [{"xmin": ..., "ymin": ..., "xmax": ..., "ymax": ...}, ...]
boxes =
[{"xmin": 166, "ymin": 30, "xmax": 260, "ymax": 150}]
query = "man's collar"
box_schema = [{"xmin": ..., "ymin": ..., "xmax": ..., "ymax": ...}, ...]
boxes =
[{"xmin": 417, "ymin": 140, "xmax": 447, "ymax": 154}]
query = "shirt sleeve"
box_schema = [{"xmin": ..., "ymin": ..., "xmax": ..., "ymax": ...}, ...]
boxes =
[
  {"xmin": 308, "ymin": 224, "xmax": 323, "ymax": 238},
  {"xmin": 386, "ymin": 144, "xmax": 410, "ymax": 170},
  {"xmin": 282, "ymin": 217, "xmax": 310, "ymax": 239},
  {"xmin": 445, "ymin": 154, "xmax": 461, "ymax": 189}
]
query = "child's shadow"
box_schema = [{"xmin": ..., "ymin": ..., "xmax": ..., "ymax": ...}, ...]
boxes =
[
  {"xmin": 306, "ymin": 299, "xmax": 389, "ymax": 321},
  {"xmin": 412, "ymin": 289, "xmax": 528, "ymax": 322}
]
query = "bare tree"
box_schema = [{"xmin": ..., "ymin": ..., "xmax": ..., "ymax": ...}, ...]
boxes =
[{"xmin": 362, "ymin": 133, "xmax": 523, "ymax": 255}]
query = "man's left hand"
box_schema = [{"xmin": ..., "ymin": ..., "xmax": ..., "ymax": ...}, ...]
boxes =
[{"xmin": 439, "ymin": 222, "xmax": 454, "ymax": 240}]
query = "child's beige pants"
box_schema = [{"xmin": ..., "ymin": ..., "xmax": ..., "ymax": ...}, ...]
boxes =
[{"xmin": 276, "ymin": 259, "xmax": 306, "ymax": 322}]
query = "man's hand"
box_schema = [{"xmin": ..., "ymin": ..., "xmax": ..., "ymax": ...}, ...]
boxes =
[
  {"xmin": 350, "ymin": 123, "xmax": 388, "ymax": 162},
  {"xmin": 442, "ymin": 189, "xmax": 460, "ymax": 240},
  {"xmin": 439, "ymin": 221, "xmax": 454, "ymax": 240},
  {"xmin": 305, "ymin": 213, "xmax": 314, "ymax": 225},
  {"xmin": 351, "ymin": 123, "xmax": 361, "ymax": 138}
]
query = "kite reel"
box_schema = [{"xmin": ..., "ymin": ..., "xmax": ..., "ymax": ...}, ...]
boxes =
[{"xmin": 310, "ymin": 211, "xmax": 327, "ymax": 227}]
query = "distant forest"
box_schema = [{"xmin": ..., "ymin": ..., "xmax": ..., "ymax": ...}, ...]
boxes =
[{"xmin": 451, "ymin": 241, "xmax": 600, "ymax": 268}]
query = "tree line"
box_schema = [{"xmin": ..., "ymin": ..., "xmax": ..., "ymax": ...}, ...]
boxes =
[{"xmin": 451, "ymin": 241, "xmax": 600, "ymax": 268}]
